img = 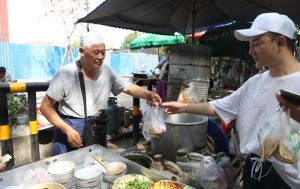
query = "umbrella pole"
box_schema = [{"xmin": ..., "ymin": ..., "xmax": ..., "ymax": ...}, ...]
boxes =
[{"xmin": 192, "ymin": 0, "xmax": 196, "ymax": 44}]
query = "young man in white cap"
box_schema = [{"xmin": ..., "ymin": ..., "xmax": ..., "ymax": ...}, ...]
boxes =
[
  {"xmin": 162, "ymin": 12, "xmax": 300, "ymax": 188},
  {"xmin": 40, "ymin": 30, "xmax": 161, "ymax": 156}
]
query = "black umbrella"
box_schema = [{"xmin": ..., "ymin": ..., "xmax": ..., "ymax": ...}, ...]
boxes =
[{"xmin": 78, "ymin": 0, "xmax": 300, "ymax": 43}]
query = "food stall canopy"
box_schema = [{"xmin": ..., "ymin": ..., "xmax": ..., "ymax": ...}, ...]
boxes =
[
  {"xmin": 78, "ymin": 0, "xmax": 300, "ymax": 37},
  {"xmin": 199, "ymin": 22, "xmax": 252, "ymax": 57},
  {"xmin": 130, "ymin": 33, "xmax": 186, "ymax": 49}
]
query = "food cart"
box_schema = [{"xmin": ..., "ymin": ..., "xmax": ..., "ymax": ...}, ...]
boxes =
[{"xmin": 0, "ymin": 144, "xmax": 193, "ymax": 188}]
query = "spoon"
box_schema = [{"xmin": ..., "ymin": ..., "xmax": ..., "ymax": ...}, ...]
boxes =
[{"xmin": 91, "ymin": 155, "xmax": 123, "ymax": 175}]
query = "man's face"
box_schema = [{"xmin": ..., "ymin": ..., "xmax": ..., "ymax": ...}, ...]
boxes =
[
  {"xmin": 81, "ymin": 43, "xmax": 105, "ymax": 70},
  {"xmin": 0, "ymin": 72, "xmax": 5, "ymax": 79},
  {"xmin": 249, "ymin": 33, "xmax": 280, "ymax": 68}
]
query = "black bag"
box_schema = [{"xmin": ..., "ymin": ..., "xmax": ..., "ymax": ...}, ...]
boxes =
[
  {"xmin": 76, "ymin": 61, "xmax": 109, "ymax": 147},
  {"xmin": 83, "ymin": 110, "xmax": 109, "ymax": 146}
]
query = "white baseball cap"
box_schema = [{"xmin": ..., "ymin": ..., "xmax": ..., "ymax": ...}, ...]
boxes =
[
  {"xmin": 234, "ymin": 12, "xmax": 297, "ymax": 41},
  {"xmin": 80, "ymin": 30, "xmax": 105, "ymax": 47}
]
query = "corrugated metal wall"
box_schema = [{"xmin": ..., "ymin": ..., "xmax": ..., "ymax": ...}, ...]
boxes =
[
  {"xmin": 0, "ymin": 42, "xmax": 158, "ymax": 80},
  {"xmin": 0, "ymin": 42, "xmax": 78, "ymax": 80}
]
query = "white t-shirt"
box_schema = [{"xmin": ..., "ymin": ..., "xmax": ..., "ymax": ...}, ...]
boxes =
[
  {"xmin": 0, "ymin": 71, "xmax": 13, "ymax": 82},
  {"xmin": 210, "ymin": 70, "xmax": 300, "ymax": 189},
  {"xmin": 47, "ymin": 62, "xmax": 127, "ymax": 118}
]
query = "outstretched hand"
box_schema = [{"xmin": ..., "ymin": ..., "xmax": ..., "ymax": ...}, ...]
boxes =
[
  {"xmin": 161, "ymin": 101, "xmax": 185, "ymax": 114},
  {"xmin": 145, "ymin": 91, "xmax": 162, "ymax": 106}
]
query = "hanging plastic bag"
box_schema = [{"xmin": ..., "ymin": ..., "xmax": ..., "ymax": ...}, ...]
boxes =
[
  {"xmin": 258, "ymin": 108, "xmax": 285, "ymax": 162},
  {"xmin": 276, "ymin": 109, "xmax": 300, "ymax": 163},
  {"xmin": 140, "ymin": 100, "xmax": 166, "ymax": 140},
  {"xmin": 195, "ymin": 156, "xmax": 227, "ymax": 189}
]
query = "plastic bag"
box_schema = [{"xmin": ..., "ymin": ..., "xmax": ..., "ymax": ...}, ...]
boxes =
[
  {"xmin": 278, "ymin": 109, "xmax": 300, "ymax": 162},
  {"xmin": 195, "ymin": 156, "xmax": 227, "ymax": 189},
  {"xmin": 23, "ymin": 167, "xmax": 54, "ymax": 188},
  {"xmin": 140, "ymin": 100, "xmax": 166, "ymax": 140},
  {"xmin": 258, "ymin": 108, "xmax": 285, "ymax": 162}
]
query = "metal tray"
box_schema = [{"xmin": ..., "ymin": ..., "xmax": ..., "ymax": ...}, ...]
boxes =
[{"xmin": 0, "ymin": 144, "xmax": 173, "ymax": 188}]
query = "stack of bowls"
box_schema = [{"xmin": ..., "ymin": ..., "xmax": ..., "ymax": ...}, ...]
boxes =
[
  {"xmin": 75, "ymin": 166, "xmax": 102, "ymax": 189},
  {"xmin": 47, "ymin": 161, "xmax": 75, "ymax": 189}
]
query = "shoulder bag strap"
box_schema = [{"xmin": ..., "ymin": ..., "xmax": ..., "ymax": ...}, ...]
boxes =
[{"xmin": 76, "ymin": 61, "xmax": 87, "ymax": 124}]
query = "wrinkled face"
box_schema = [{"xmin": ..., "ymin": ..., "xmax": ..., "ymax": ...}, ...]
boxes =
[
  {"xmin": 81, "ymin": 43, "xmax": 105, "ymax": 70},
  {"xmin": 249, "ymin": 33, "xmax": 280, "ymax": 69}
]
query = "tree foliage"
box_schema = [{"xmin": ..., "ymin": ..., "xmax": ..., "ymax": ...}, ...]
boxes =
[
  {"xmin": 121, "ymin": 31, "xmax": 140, "ymax": 49},
  {"xmin": 42, "ymin": 0, "xmax": 99, "ymax": 41},
  {"xmin": 7, "ymin": 94, "xmax": 27, "ymax": 116}
]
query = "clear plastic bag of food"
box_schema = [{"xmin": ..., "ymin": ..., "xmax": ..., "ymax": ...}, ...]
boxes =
[
  {"xmin": 278, "ymin": 109, "xmax": 300, "ymax": 162},
  {"xmin": 140, "ymin": 100, "xmax": 166, "ymax": 140},
  {"xmin": 258, "ymin": 108, "xmax": 285, "ymax": 162},
  {"xmin": 195, "ymin": 156, "xmax": 227, "ymax": 189}
]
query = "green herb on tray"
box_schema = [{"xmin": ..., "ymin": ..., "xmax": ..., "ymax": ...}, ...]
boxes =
[{"xmin": 125, "ymin": 178, "xmax": 151, "ymax": 189}]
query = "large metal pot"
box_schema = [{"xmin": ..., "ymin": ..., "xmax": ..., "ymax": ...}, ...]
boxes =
[{"xmin": 151, "ymin": 113, "xmax": 208, "ymax": 162}]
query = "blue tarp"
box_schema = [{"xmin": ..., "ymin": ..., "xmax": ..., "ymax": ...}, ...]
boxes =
[
  {"xmin": 0, "ymin": 42, "xmax": 78, "ymax": 80},
  {"xmin": 0, "ymin": 42, "xmax": 158, "ymax": 80}
]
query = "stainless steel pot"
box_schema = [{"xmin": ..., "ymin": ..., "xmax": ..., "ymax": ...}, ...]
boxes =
[{"xmin": 151, "ymin": 113, "xmax": 208, "ymax": 162}]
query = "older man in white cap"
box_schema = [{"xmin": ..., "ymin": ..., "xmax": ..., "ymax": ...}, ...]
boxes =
[
  {"xmin": 41, "ymin": 30, "xmax": 161, "ymax": 156},
  {"xmin": 162, "ymin": 13, "xmax": 300, "ymax": 188}
]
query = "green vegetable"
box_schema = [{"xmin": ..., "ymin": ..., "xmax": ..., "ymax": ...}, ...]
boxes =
[{"xmin": 125, "ymin": 178, "xmax": 151, "ymax": 189}]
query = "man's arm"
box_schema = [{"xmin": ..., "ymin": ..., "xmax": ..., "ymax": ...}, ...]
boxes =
[
  {"xmin": 161, "ymin": 101, "xmax": 216, "ymax": 116},
  {"xmin": 122, "ymin": 84, "xmax": 162, "ymax": 105},
  {"xmin": 40, "ymin": 95, "xmax": 83, "ymax": 147}
]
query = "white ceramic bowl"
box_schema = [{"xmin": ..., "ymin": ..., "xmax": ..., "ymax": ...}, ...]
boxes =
[
  {"xmin": 75, "ymin": 166, "xmax": 102, "ymax": 180},
  {"xmin": 51, "ymin": 172, "xmax": 74, "ymax": 181},
  {"xmin": 76, "ymin": 180, "xmax": 102, "ymax": 188},
  {"xmin": 47, "ymin": 161, "xmax": 75, "ymax": 175},
  {"xmin": 102, "ymin": 162, "xmax": 127, "ymax": 182},
  {"xmin": 75, "ymin": 176, "xmax": 102, "ymax": 186},
  {"xmin": 29, "ymin": 183, "xmax": 66, "ymax": 189},
  {"xmin": 75, "ymin": 183, "xmax": 101, "ymax": 189},
  {"xmin": 74, "ymin": 166, "xmax": 102, "ymax": 188}
]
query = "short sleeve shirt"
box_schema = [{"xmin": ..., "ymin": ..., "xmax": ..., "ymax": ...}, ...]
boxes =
[
  {"xmin": 209, "ymin": 71, "xmax": 300, "ymax": 188},
  {"xmin": 47, "ymin": 62, "xmax": 128, "ymax": 117}
]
